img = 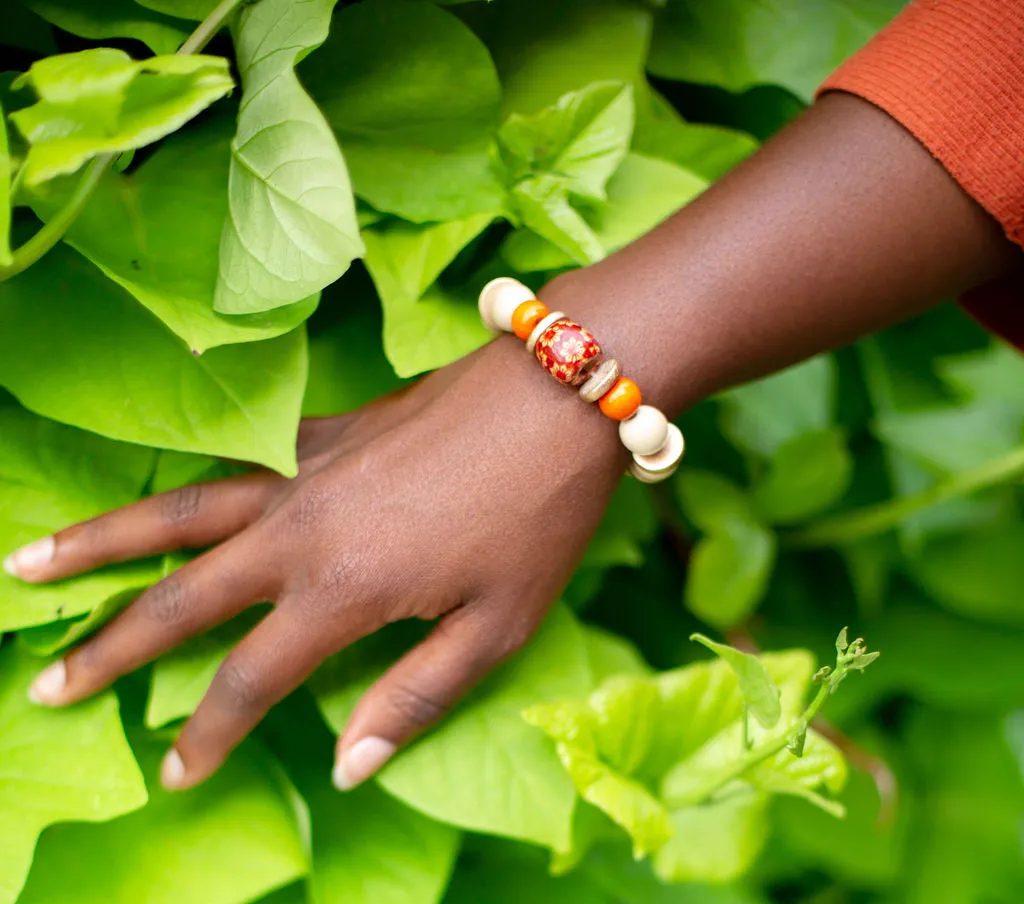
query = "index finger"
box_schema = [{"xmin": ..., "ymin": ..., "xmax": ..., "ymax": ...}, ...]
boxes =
[{"xmin": 4, "ymin": 473, "xmax": 275, "ymax": 583}]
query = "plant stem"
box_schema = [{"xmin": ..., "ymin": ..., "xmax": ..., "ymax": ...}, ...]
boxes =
[
  {"xmin": 0, "ymin": 154, "xmax": 110, "ymax": 281},
  {"xmin": 0, "ymin": 0, "xmax": 248, "ymax": 282},
  {"xmin": 177, "ymin": 0, "xmax": 248, "ymax": 56},
  {"xmin": 782, "ymin": 445, "xmax": 1024, "ymax": 549},
  {"xmin": 664, "ymin": 684, "xmax": 830, "ymax": 809}
]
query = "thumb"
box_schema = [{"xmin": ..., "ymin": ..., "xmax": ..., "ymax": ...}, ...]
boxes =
[{"xmin": 332, "ymin": 600, "xmax": 538, "ymax": 791}]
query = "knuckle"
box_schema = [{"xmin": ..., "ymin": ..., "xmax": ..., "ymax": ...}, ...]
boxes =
[
  {"xmin": 141, "ymin": 575, "xmax": 187, "ymax": 625},
  {"xmin": 213, "ymin": 659, "xmax": 267, "ymax": 714},
  {"xmin": 161, "ymin": 485, "xmax": 203, "ymax": 528},
  {"xmin": 489, "ymin": 615, "xmax": 534, "ymax": 662},
  {"xmin": 286, "ymin": 481, "xmax": 334, "ymax": 535},
  {"xmin": 386, "ymin": 682, "xmax": 448, "ymax": 729}
]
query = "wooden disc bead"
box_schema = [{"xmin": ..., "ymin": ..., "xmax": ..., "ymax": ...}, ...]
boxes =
[
  {"xmin": 618, "ymin": 405, "xmax": 669, "ymax": 456},
  {"xmin": 579, "ymin": 358, "xmax": 621, "ymax": 403},
  {"xmin": 535, "ymin": 318, "xmax": 602, "ymax": 386},
  {"xmin": 511, "ymin": 300, "xmax": 550, "ymax": 340},
  {"xmin": 629, "ymin": 460, "xmax": 681, "ymax": 484},
  {"xmin": 598, "ymin": 377, "xmax": 642, "ymax": 420},
  {"xmin": 525, "ymin": 311, "xmax": 567, "ymax": 354},
  {"xmin": 631, "ymin": 423, "xmax": 685, "ymax": 476},
  {"xmin": 479, "ymin": 277, "xmax": 536, "ymax": 332}
]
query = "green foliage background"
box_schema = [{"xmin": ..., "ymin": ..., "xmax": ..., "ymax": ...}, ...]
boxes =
[{"xmin": 2, "ymin": 1, "xmax": 1023, "ymax": 903}]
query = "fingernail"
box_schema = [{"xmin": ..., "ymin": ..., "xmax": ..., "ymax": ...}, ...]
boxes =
[
  {"xmin": 333, "ymin": 737, "xmax": 396, "ymax": 791},
  {"xmin": 161, "ymin": 750, "xmax": 187, "ymax": 791},
  {"xmin": 5, "ymin": 536, "xmax": 55, "ymax": 579},
  {"xmin": 29, "ymin": 660, "xmax": 66, "ymax": 705}
]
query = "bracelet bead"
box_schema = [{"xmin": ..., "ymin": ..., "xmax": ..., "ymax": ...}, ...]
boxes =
[
  {"xmin": 618, "ymin": 405, "xmax": 670, "ymax": 456},
  {"xmin": 535, "ymin": 318, "xmax": 603, "ymax": 386},
  {"xmin": 479, "ymin": 277, "xmax": 537, "ymax": 332},
  {"xmin": 631, "ymin": 423, "xmax": 685, "ymax": 475},
  {"xmin": 511, "ymin": 300, "xmax": 550, "ymax": 340},
  {"xmin": 578, "ymin": 358, "xmax": 621, "ymax": 403},
  {"xmin": 525, "ymin": 311, "xmax": 567, "ymax": 354},
  {"xmin": 629, "ymin": 460, "xmax": 681, "ymax": 484},
  {"xmin": 598, "ymin": 377, "xmax": 642, "ymax": 421}
]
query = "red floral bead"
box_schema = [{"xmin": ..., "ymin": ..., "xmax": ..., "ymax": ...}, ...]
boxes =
[{"xmin": 535, "ymin": 318, "xmax": 602, "ymax": 386}]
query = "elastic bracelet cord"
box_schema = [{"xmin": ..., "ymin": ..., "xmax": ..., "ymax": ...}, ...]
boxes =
[{"xmin": 478, "ymin": 278, "xmax": 686, "ymax": 483}]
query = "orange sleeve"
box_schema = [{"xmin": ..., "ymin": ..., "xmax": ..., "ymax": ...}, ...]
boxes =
[{"xmin": 818, "ymin": 0, "xmax": 1024, "ymax": 346}]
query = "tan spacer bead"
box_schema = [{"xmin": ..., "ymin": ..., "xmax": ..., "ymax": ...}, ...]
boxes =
[
  {"xmin": 525, "ymin": 311, "xmax": 567, "ymax": 354},
  {"xmin": 578, "ymin": 358, "xmax": 621, "ymax": 403},
  {"xmin": 631, "ymin": 423, "xmax": 685, "ymax": 475}
]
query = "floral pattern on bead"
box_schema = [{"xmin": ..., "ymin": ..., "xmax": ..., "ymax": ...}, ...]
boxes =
[{"xmin": 535, "ymin": 318, "xmax": 602, "ymax": 386}]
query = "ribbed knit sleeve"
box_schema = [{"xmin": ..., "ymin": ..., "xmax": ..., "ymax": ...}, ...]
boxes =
[
  {"xmin": 821, "ymin": 0, "xmax": 1024, "ymax": 248},
  {"xmin": 820, "ymin": 1, "xmax": 1024, "ymax": 346}
]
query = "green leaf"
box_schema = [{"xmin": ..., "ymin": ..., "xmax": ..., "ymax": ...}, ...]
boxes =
[
  {"xmin": 301, "ymin": 0, "xmax": 506, "ymax": 224},
  {"xmin": 511, "ymin": 174, "xmax": 605, "ymax": 266},
  {"xmin": 314, "ymin": 606, "xmax": 592, "ymax": 852},
  {"xmin": 690, "ymin": 635, "xmax": 781, "ymax": 730},
  {"xmin": 463, "ymin": 0, "xmax": 652, "ymax": 117},
  {"xmin": 31, "ymin": 113, "xmax": 318, "ymax": 353},
  {"xmin": 502, "ymin": 153, "xmax": 707, "ymax": 273},
  {"xmin": 214, "ymin": 0, "xmax": 362, "ymax": 315},
  {"xmin": 17, "ymin": 733, "xmax": 308, "ymax": 904},
  {"xmin": 523, "ymin": 689, "xmax": 674, "ymax": 858},
  {"xmin": 686, "ymin": 525, "xmax": 776, "ymax": 629},
  {"xmin": 752, "ymin": 428, "xmax": 853, "ymax": 525},
  {"xmin": 874, "ymin": 399, "xmax": 1024, "ymax": 475},
  {"xmin": 18, "ymin": 0, "xmax": 190, "ymax": 55},
  {"xmin": 719, "ymin": 355, "xmax": 836, "ymax": 457},
  {"xmin": 0, "ymin": 406, "xmax": 158, "ymax": 632},
  {"xmin": 303, "ymin": 285, "xmax": 407, "ymax": 417},
  {"xmin": 11, "ymin": 49, "xmax": 233, "ymax": 187},
  {"xmin": 308, "ymin": 780, "xmax": 459, "ymax": 904},
  {"xmin": 633, "ymin": 90, "xmax": 757, "ymax": 182},
  {"xmin": 583, "ymin": 626, "xmax": 651, "ymax": 684},
  {"xmin": 896, "ymin": 710, "xmax": 1024, "ymax": 902},
  {"xmin": 135, "ymin": 0, "xmax": 218, "ymax": 19},
  {"xmin": 499, "ymin": 82, "xmax": 635, "ymax": 203},
  {"xmin": 937, "ymin": 340, "xmax": 1024, "ymax": 410},
  {"xmin": 4, "ymin": 5, "xmax": 57, "ymax": 54},
  {"xmin": 676, "ymin": 471, "xmax": 776, "ymax": 628},
  {"xmin": 445, "ymin": 837, "xmax": 613, "ymax": 904},
  {"xmin": 653, "ymin": 791, "xmax": 770, "ymax": 884},
  {"xmin": 909, "ymin": 522, "xmax": 1024, "ymax": 627},
  {"xmin": 0, "ymin": 643, "xmax": 147, "ymax": 904},
  {"xmin": 0, "ymin": 243, "xmax": 307, "ymax": 476},
  {"xmin": 524, "ymin": 650, "xmax": 822, "ymax": 877},
  {"xmin": 648, "ymin": 0, "xmax": 904, "ymax": 102},
  {"xmin": 0, "ymin": 99, "xmax": 11, "ymax": 268},
  {"xmin": 363, "ymin": 215, "xmax": 496, "ymax": 377},
  {"xmin": 145, "ymin": 611, "xmax": 261, "ymax": 728}
]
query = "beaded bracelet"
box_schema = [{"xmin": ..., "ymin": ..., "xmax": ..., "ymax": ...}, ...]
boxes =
[{"xmin": 478, "ymin": 277, "xmax": 685, "ymax": 483}]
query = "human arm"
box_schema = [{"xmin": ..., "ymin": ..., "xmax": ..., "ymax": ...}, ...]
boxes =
[{"xmin": 9, "ymin": 45, "xmax": 1021, "ymax": 791}]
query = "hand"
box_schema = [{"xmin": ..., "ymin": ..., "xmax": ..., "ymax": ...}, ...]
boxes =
[{"xmin": 6, "ymin": 330, "xmax": 625, "ymax": 791}]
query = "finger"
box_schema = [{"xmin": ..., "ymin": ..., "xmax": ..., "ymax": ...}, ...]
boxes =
[
  {"xmin": 28, "ymin": 534, "xmax": 276, "ymax": 707},
  {"xmin": 332, "ymin": 600, "xmax": 539, "ymax": 791},
  {"xmin": 162, "ymin": 608, "xmax": 329, "ymax": 790},
  {"xmin": 4, "ymin": 474, "xmax": 276, "ymax": 583}
]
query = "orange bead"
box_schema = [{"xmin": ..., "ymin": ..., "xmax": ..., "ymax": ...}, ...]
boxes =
[
  {"xmin": 599, "ymin": 377, "xmax": 642, "ymax": 421},
  {"xmin": 511, "ymin": 300, "xmax": 549, "ymax": 341}
]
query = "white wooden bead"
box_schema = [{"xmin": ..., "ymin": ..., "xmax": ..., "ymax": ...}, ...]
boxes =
[
  {"xmin": 632, "ymin": 423, "xmax": 685, "ymax": 474},
  {"xmin": 618, "ymin": 405, "xmax": 669, "ymax": 455},
  {"xmin": 525, "ymin": 311, "xmax": 566, "ymax": 353},
  {"xmin": 579, "ymin": 358, "xmax": 621, "ymax": 402},
  {"xmin": 478, "ymin": 277, "xmax": 535, "ymax": 332},
  {"xmin": 629, "ymin": 460, "xmax": 681, "ymax": 483}
]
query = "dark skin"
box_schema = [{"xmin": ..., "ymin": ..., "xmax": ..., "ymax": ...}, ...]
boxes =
[{"xmin": 8, "ymin": 93, "xmax": 1019, "ymax": 791}]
